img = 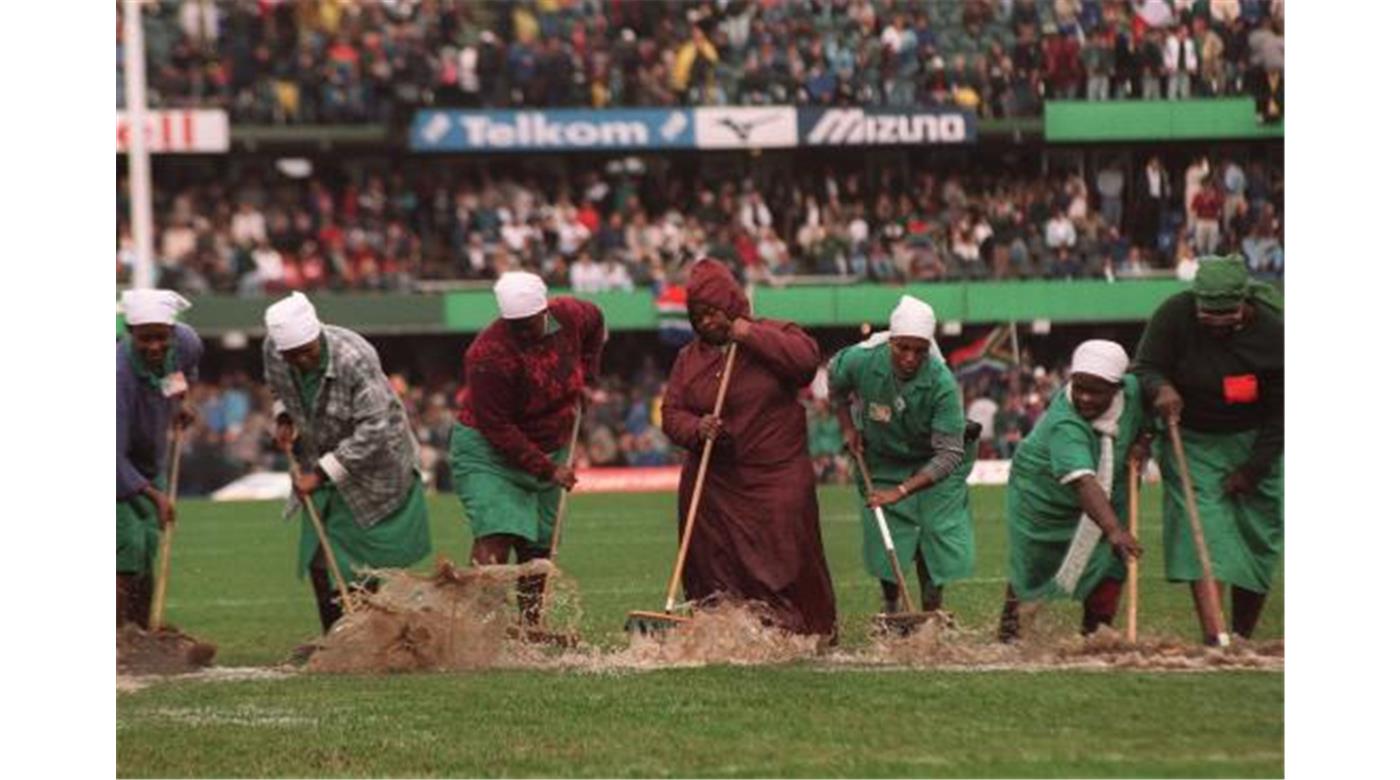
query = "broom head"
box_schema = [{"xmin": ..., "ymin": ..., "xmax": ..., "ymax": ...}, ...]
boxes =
[{"xmin": 624, "ymin": 609, "xmax": 693, "ymax": 636}]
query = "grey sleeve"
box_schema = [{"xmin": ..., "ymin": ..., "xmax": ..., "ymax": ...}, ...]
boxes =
[{"xmin": 917, "ymin": 430, "xmax": 966, "ymax": 484}]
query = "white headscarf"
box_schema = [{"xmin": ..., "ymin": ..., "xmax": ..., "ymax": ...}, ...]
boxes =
[
  {"xmin": 264, "ymin": 292, "xmax": 323, "ymax": 351},
  {"xmin": 121, "ymin": 289, "xmax": 191, "ymax": 326},
  {"xmin": 494, "ymin": 271, "xmax": 548, "ymax": 319},
  {"xmin": 857, "ymin": 295, "xmax": 944, "ymax": 361},
  {"xmin": 1069, "ymin": 339, "xmax": 1129, "ymax": 384},
  {"xmin": 890, "ymin": 295, "xmax": 936, "ymax": 342}
]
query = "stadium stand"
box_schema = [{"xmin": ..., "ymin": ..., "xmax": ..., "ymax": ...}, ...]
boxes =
[
  {"xmin": 118, "ymin": 0, "xmax": 1284, "ymax": 122},
  {"xmin": 118, "ymin": 152, "xmax": 1283, "ymax": 294}
]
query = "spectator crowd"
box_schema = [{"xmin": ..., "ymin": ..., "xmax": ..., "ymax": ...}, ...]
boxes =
[
  {"xmin": 120, "ymin": 0, "xmax": 1285, "ymax": 123},
  {"xmin": 118, "ymin": 149, "xmax": 1283, "ymax": 294}
]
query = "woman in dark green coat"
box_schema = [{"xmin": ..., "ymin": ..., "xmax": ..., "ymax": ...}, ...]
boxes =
[{"xmin": 1132, "ymin": 255, "xmax": 1283, "ymax": 643}]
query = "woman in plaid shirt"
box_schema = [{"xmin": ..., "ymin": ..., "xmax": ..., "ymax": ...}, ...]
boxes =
[{"xmin": 263, "ymin": 293, "xmax": 432, "ymax": 633}]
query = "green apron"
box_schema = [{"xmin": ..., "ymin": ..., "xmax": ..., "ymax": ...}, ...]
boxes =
[
  {"xmin": 449, "ymin": 422, "xmax": 569, "ymax": 547},
  {"xmin": 290, "ymin": 335, "xmax": 431, "ymax": 580},
  {"xmin": 296, "ymin": 480, "xmax": 432, "ymax": 581},
  {"xmin": 1156, "ymin": 427, "xmax": 1283, "ymax": 592},
  {"xmin": 856, "ymin": 437, "xmax": 978, "ymax": 585},
  {"xmin": 828, "ymin": 342, "xmax": 974, "ymax": 585},
  {"xmin": 117, "ymin": 488, "xmax": 162, "ymax": 575},
  {"xmin": 1005, "ymin": 377, "xmax": 1145, "ymax": 601}
]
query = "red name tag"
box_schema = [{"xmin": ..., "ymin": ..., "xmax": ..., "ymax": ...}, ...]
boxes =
[{"xmin": 1223, "ymin": 374, "xmax": 1259, "ymax": 404}]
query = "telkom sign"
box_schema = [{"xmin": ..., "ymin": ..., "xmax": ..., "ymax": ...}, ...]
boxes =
[
  {"xmin": 411, "ymin": 109, "xmax": 694, "ymax": 152},
  {"xmin": 798, "ymin": 108, "xmax": 975, "ymax": 146}
]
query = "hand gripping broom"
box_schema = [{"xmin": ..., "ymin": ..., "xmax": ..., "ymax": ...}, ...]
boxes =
[{"xmin": 625, "ymin": 342, "xmax": 738, "ymax": 635}]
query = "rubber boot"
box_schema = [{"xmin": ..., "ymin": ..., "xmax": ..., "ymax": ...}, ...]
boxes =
[
  {"xmin": 309, "ymin": 558, "xmax": 342, "ymax": 633},
  {"xmin": 878, "ymin": 579, "xmax": 900, "ymax": 614},
  {"xmin": 914, "ymin": 552, "xmax": 943, "ymax": 613},
  {"xmin": 920, "ymin": 584, "xmax": 944, "ymax": 612},
  {"xmin": 516, "ymin": 546, "xmax": 551, "ymax": 626},
  {"xmin": 997, "ymin": 584, "xmax": 1021, "ymax": 643},
  {"xmin": 1081, "ymin": 578, "xmax": 1123, "ymax": 636},
  {"xmin": 116, "ymin": 574, "xmax": 135, "ymax": 628},
  {"xmin": 117, "ymin": 574, "xmax": 154, "ymax": 630},
  {"xmin": 1230, "ymin": 585, "xmax": 1268, "ymax": 639}
]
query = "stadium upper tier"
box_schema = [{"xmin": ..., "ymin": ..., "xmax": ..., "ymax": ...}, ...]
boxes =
[{"xmin": 117, "ymin": 0, "xmax": 1285, "ymax": 125}]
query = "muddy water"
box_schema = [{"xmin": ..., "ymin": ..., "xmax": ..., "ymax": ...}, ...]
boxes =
[{"xmin": 122, "ymin": 560, "xmax": 1282, "ymax": 681}]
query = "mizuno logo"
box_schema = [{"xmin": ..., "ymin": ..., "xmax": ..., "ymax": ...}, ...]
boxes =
[{"xmin": 805, "ymin": 110, "xmax": 968, "ymax": 144}]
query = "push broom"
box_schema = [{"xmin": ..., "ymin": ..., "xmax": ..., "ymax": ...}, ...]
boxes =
[
  {"xmin": 1167, "ymin": 419, "xmax": 1230, "ymax": 647},
  {"xmin": 851, "ymin": 449, "xmax": 940, "ymax": 636},
  {"xmin": 625, "ymin": 342, "xmax": 738, "ymax": 635},
  {"xmin": 148, "ymin": 420, "xmax": 184, "ymax": 631},
  {"xmin": 509, "ymin": 401, "xmax": 585, "ymax": 648}
]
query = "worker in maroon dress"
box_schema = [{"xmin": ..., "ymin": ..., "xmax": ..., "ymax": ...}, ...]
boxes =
[{"xmin": 661, "ymin": 259, "xmax": 838, "ymax": 639}]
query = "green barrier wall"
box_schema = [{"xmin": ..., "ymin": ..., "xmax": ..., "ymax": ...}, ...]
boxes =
[
  {"xmin": 148, "ymin": 280, "xmax": 1192, "ymax": 336},
  {"xmin": 1045, "ymin": 98, "xmax": 1283, "ymax": 142}
]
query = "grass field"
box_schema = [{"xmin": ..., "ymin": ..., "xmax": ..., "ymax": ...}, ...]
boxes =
[{"xmin": 116, "ymin": 485, "xmax": 1283, "ymax": 778}]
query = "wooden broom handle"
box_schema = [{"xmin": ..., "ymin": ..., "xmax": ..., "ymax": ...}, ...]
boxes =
[
  {"xmin": 664, "ymin": 343, "xmax": 739, "ymax": 613},
  {"xmin": 852, "ymin": 448, "xmax": 916, "ymax": 614},
  {"xmin": 1126, "ymin": 457, "xmax": 1140, "ymax": 643},
  {"xmin": 547, "ymin": 400, "xmax": 586, "ymax": 560},
  {"xmin": 148, "ymin": 422, "xmax": 184, "ymax": 630},
  {"xmin": 538, "ymin": 401, "xmax": 586, "ymax": 621},
  {"xmin": 286, "ymin": 444, "xmax": 355, "ymax": 613},
  {"xmin": 1168, "ymin": 420, "xmax": 1229, "ymax": 645}
]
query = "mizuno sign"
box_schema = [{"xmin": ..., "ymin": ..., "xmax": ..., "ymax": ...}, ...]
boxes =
[{"xmin": 799, "ymin": 108, "xmax": 975, "ymax": 145}]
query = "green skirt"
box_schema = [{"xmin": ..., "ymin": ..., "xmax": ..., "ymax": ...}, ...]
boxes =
[
  {"xmin": 116, "ymin": 494, "xmax": 161, "ymax": 576},
  {"xmin": 1157, "ymin": 428, "xmax": 1283, "ymax": 593},
  {"xmin": 858, "ymin": 464, "xmax": 976, "ymax": 587},
  {"xmin": 1006, "ymin": 482, "xmax": 1124, "ymax": 602},
  {"xmin": 449, "ymin": 422, "xmax": 567, "ymax": 548},
  {"xmin": 296, "ymin": 479, "xmax": 432, "ymax": 582}
]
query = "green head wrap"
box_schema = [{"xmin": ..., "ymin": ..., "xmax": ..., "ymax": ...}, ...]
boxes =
[{"xmin": 1193, "ymin": 255, "xmax": 1283, "ymax": 312}]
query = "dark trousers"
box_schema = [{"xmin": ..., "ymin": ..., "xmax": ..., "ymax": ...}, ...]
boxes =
[
  {"xmin": 116, "ymin": 573, "xmax": 153, "ymax": 629},
  {"xmin": 308, "ymin": 550, "xmax": 380, "ymax": 633},
  {"xmin": 879, "ymin": 545, "xmax": 944, "ymax": 612},
  {"xmin": 471, "ymin": 533, "xmax": 551, "ymax": 625}
]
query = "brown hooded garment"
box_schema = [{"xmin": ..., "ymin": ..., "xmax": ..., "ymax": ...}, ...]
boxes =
[{"xmin": 661, "ymin": 260, "xmax": 838, "ymax": 637}]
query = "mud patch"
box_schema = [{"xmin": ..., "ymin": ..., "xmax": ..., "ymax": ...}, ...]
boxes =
[
  {"xmin": 834, "ymin": 620, "xmax": 1283, "ymax": 672},
  {"xmin": 117, "ymin": 624, "xmax": 218, "ymax": 676}
]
